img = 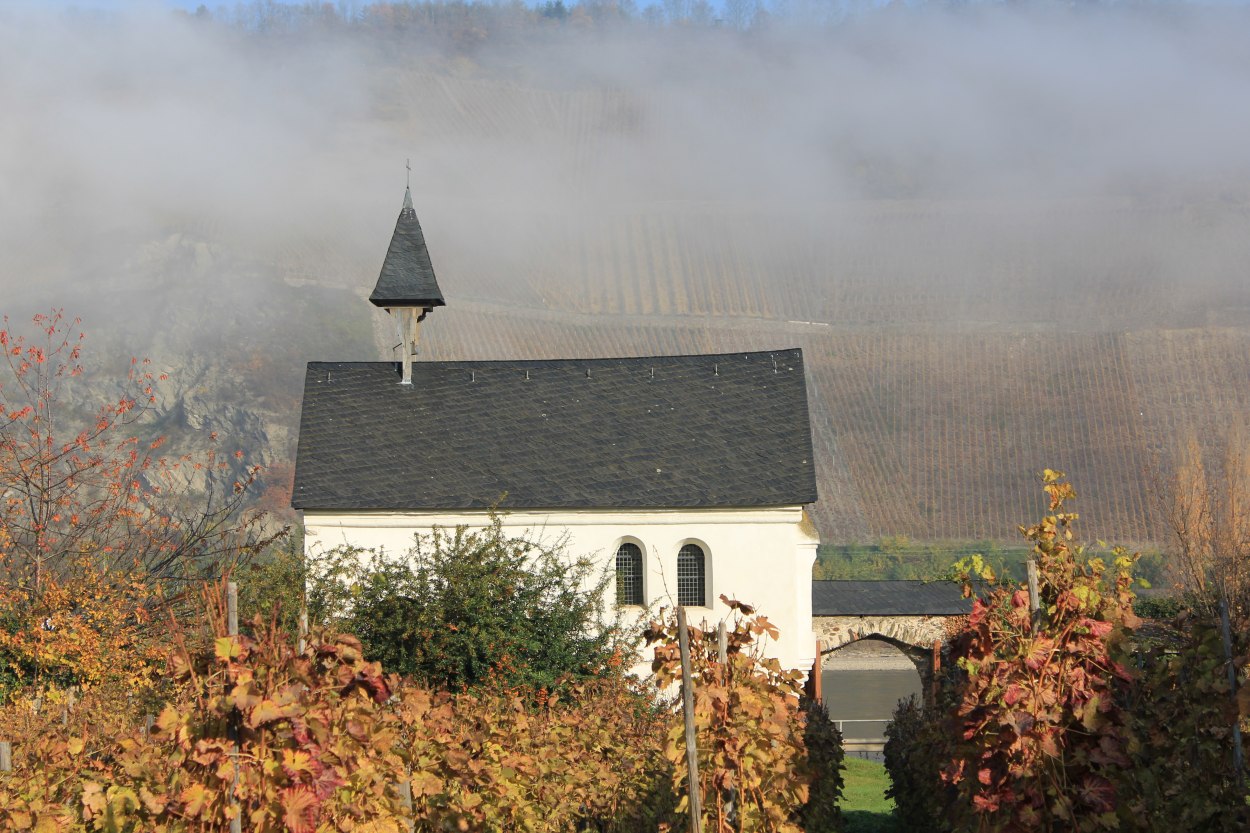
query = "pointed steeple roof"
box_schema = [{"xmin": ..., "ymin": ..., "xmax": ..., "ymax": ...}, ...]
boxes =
[{"xmin": 369, "ymin": 187, "xmax": 445, "ymax": 308}]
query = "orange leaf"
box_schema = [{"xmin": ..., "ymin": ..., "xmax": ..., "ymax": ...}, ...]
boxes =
[
  {"xmin": 281, "ymin": 787, "xmax": 320, "ymax": 833},
  {"xmin": 247, "ymin": 699, "xmax": 292, "ymax": 728}
]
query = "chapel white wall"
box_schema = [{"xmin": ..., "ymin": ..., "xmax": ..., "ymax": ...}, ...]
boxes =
[{"xmin": 303, "ymin": 506, "xmax": 819, "ymax": 679}]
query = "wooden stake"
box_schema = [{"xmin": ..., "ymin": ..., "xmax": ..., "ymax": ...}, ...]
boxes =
[
  {"xmin": 0, "ymin": 741, "xmax": 11, "ymax": 772},
  {"xmin": 716, "ymin": 621, "xmax": 728, "ymax": 667},
  {"xmin": 227, "ymin": 581, "xmax": 242, "ymax": 833},
  {"xmin": 1219, "ymin": 597, "xmax": 1245, "ymax": 787},
  {"xmin": 676, "ymin": 606, "xmax": 704, "ymax": 833},
  {"xmin": 812, "ymin": 638, "xmax": 823, "ymax": 703},
  {"xmin": 398, "ymin": 776, "xmax": 414, "ymax": 832},
  {"xmin": 227, "ymin": 581, "xmax": 239, "ymax": 637},
  {"xmin": 298, "ymin": 607, "xmax": 308, "ymax": 654},
  {"xmin": 1027, "ymin": 559, "xmax": 1042, "ymax": 630},
  {"xmin": 931, "ymin": 640, "xmax": 941, "ymax": 705}
]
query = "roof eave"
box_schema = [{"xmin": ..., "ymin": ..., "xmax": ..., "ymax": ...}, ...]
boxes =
[
  {"xmin": 367, "ymin": 296, "xmax": 447, "ymax": 308},
  {"xmin": 292, "ymin": 499, "xmax": 815, "ymax": 513}
]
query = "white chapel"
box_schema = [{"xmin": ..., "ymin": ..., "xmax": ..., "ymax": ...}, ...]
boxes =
[{"xmin": 292, "ymin": 189, "xmax": 822, "ymax": 679}]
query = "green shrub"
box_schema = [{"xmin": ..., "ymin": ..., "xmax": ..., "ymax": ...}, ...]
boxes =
[
  {"xmin": 1115, "ymin": 618, "xmax": 1250, "ymax": 831},
  {"xmin": 799, "ymin": 698, "xmax": 846, "ymax": 832},
  {"xmin": 1132, "ymin": 594, "xmax": 1184, "ymax": 621},
  {"xmin": 883, "ymin": 696, "xmax": 952, "ymax": 833},
  {"xmin": 308, "ymin": 515, "xmax": 627, "ymax": 692}
]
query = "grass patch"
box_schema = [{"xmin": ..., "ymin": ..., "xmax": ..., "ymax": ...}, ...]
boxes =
[
  {"xmin": 842, "ymin": 755, "xmax": 896, "ymax": 833},
  {"xmin": 815, "ymin": 538, "xmax": 1166, "ymax": 586}
]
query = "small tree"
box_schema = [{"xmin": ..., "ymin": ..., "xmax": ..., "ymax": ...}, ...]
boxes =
[
  {"xmin": 309, "ymin": 516, "xmax": 627, "ymax": 692},
  {"xmin": 1164, "ymin": 426, "xmax": 1250, "ymax": 621},
  {"xmin": 0, "ymin": 310, "xmax": 271, "ymax": 588},
  {"xmin": 0, "ymin": 310, "xmax": 274, "ymax": 697}
]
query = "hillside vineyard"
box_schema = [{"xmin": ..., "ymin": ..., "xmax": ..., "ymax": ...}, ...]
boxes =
[{"xmin": 23, "ymin": 53, "xmax": 1249, "ymax": 549}]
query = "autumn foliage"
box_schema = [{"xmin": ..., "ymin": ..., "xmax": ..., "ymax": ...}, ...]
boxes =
[
  {"xmin": 0, "ymin": 558, "xmax": 167, "ymax": 697},
  {"xmin": 940, "ymin": 471, "xmax": 1139, "ymax": 830},
  {"xmin": 0, "ymin": 312, "xmax": 834, "ymax": 830},
  {"xmin": 885, "ymin": 471, "xmax": 1250, "ymax": 832},
  {"xmin": 645, "ymin": 597, "xmax": 840, "ymax": 833},
  {"xmin": 0, "ymin": 582, "xmax": 832, "ymax": 831}
]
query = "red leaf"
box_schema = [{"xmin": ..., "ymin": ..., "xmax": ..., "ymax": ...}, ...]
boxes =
[{"xmin": 1024, "ymin": 637, "xmax": 1054, "ymax": 670}]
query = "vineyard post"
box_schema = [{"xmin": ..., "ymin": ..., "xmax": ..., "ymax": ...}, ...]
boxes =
[
  {"xmin": 676, "ymin": 606, "xmax": 704, "ymax": 833},
  {"xmin": 228, "ymin": 581, "xmax": 242, "ymax": 833},
  {"xmin": 717, "ymin": 621, "xmax": 727, "ymax": 671},
  {"xmin": 227, "ymin": 581, "xmax": 239, "ymax": 638},
  {"xmin": 930, "ymin": 640, "xmax": 941, "ymax": 705},
  {"xmin": 0, "ymin": 740, "xmax": 11, "ymax": 772},
  {"xmin": 398, "ymin": 777, "xmax": 414, "ymax": 832},
  {"xmin": 1218, "ymin": 597, "xmax": 1245, "ymax": 787},
  {"xmin": 812, "ymin": 638, "xmax": 823, "ymax": 703},
  {"xmin": 1027, "ymin": 559, "xmax": 1041, "ymax": 630},
  {"xmin": 299, "ymin": 550, "xmax": 309, "ymax": 655},
  {"xmin": 298, "ymin": 606, "xmax": 308, "ymax": 654}
]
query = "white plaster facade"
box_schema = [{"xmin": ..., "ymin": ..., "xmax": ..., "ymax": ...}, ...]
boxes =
[{"xmin": 303, "ymin": 505, "xmax": 820, "ymax": 677}]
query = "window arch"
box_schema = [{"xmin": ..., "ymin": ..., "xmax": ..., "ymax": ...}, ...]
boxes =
[
  {"xmin": 615, "ymin": 542, "xmax": 644, "ymax": 606},
  {"xmin": 677, "ymin": 543, "xmax": 706, "ymax": 607}
]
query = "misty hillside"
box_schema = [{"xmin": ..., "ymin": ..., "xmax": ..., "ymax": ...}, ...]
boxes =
[{"xmin": 3, "ymin": 4, "xmax": 1249, "ymax": 545}]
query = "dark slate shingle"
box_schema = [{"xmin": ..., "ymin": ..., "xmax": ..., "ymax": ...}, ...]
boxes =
[
  {"xmin": 368, "ymin": 188, "xmax": 445, "ymax": 308},
  {"xmin": 293, "ymin": 349, "xmax": 818, "ymax": 511},
  {"xmin": 811, "ymin": 580, "xmax": 973, "ymax": 616}
]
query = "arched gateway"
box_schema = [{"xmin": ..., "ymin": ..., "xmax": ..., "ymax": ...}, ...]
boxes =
[{"xmin": 811, "ymin": 580, "xmax": 973, "ymax": 696}]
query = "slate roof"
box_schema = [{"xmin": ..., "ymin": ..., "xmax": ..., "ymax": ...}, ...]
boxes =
[
  {"xmin": 368, "ymin": 187, "xmax": 445, "ymax": 308},
  {"xmin": 293, "ymin": 349, "xmax": 818, "ymax": 511},
  {"xmin": 811, "ymin": 581, "xmax": 974, "ymax": 616}
]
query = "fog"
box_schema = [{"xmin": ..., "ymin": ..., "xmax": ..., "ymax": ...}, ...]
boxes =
[
  {"xmin": 2, "ymin": 3, "xmax": 1249, "ymax": 329},
  {"xmin": 3, "ymin": 2, "xmax": 1250, "ymax": 540}
]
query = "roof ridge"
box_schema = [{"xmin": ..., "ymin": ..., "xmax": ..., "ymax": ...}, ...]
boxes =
[{"xmin": 306, "ymin": 348, "xmax": 805, "ymax": 369}]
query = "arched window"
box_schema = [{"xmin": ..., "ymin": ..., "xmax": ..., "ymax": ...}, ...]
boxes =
[
  {"xmin": 615, "ymin": 542, "xmax": 644, "ymax": 606},
  {"xmin": 677, "ymin": 543, "xmax": 706, "ymax": 607}
]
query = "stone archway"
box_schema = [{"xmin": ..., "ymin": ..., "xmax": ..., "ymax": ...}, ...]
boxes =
[
  {"xmin": 817, "ymin": 635, "xmax": 928, "ymax": 752},
  {"xmin": 814, "ymin": 615, "xmax": 949, "ymax": 695}
]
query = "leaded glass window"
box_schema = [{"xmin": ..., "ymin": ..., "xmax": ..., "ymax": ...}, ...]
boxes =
[
  {"xmin": 615, "ymin": 543, "xmax": 643, "ymax": 606},
  {"xmin": 677, "ymin": 544, "xmax": 705, "ymax": 607}
]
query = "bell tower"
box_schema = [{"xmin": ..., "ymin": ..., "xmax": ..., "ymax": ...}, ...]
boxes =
[{"xmin": 369, "ymin": 182, "xmax": 445, "ymax": 385}]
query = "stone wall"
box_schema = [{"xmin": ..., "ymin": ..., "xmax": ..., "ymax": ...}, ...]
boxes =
[{"xmin": 814, "ymin": 614, "xmax": 949, "ymax": 653}]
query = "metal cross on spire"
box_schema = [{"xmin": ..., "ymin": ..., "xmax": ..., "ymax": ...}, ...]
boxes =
[{"xmin": 406, "ymin": 158, "xmax": 411, "ymax": 188}]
